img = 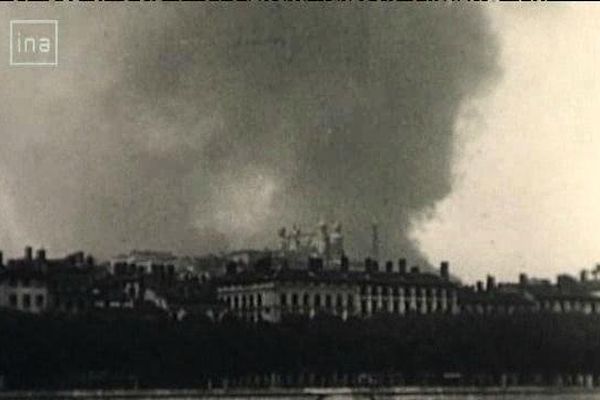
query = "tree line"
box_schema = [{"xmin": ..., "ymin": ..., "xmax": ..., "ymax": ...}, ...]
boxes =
[{"xmin": 2, "ymin": 310, "xmax": 600, "ymax": 389}]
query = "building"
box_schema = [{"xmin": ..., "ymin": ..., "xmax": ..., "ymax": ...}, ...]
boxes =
[
  {"xmin": 277, "ymin": 221, "xmax": 345, "ymax": 269},
  {"xmin": 461, "ymin": 272, "xmax": 600, "ymax": 315},
  {"xmin": 109, "ymin": 250, "xmax": 178, "ymax": 276},
  {"xmin": 0, "ymin": 268, "xmax": 49, "ymax": 314},
  {"xmin": 459, "ymin": 276, "xmax": 537, "ymax": 315},
  {"xmin": 216, "ymin": 258, "xmax": 459, "ymax": 323},
  {"xmin": 0, "ymin": 247, "xmax": 99, "ymax": 315}
]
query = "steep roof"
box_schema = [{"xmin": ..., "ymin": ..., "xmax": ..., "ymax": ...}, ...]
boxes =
[{"xmin": 217, "ymin": 267, "xmax": 455, "ymax": 288}]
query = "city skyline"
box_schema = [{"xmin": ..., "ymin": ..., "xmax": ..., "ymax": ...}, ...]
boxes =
[{"xmin": 0, "ymin": 4, "xmax": 599, "ymax": 284}]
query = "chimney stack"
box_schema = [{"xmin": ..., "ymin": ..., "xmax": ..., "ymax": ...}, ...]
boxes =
[
  {"xmin": 580, "ymin": 270, "xmax": 589, "ymax": 283},
  {"xmin": 371, "ymin": 222, "xmax": 380, "ymax": 262},
  {"xmin": 398, "ymin": 259, "xmax": 407, "ymax": 275},
  {"xmin": 225, "ymin": 261, "xmax": 238, "ymax": 275},
  {"xmin": 0, "ymin": 251, "xmax": 3, "ymax": 267},
  {"xmin": 364, "ymin": 257, "xmax": 372, "ymax": 273},
  {"xmin": 519, "ymin": 273, "xmax": 528, "ymax": 286},
  {"xmin": 476, "ymin": 280, "xmax": 484, "ymax": 292},
  {"xmin": 36, "ymin": 248, "xmax": 46, "ymax": 262},
  {"xmin": 410, "ymin": 265, "xmax": 420, "ymax": 274},
  {"xmin": 486, "ymin": 275, "xmax": 496, "ymax": 291},
  {"xmin": 24, "ymin": 246, "xmax": 32, "ymax": 261},
  {"xmin": 340, "ymin": 255, "xmax": 349, "ymax": 272},
  {"xmin": 440, "ymin": 261, "xmax": 450, "ymax": 281},
  {"xmin": 309, "ymin": 257, "xmax": 323, "ymax": 272},
  {"xmin": 385, "ymin": 260, "xmax": 393, "ymax": 273}
]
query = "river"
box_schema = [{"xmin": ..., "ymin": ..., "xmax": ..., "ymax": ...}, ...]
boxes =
[{"xmin": 3, "ymin": 387, "xmax": 600, "ymax": 400}]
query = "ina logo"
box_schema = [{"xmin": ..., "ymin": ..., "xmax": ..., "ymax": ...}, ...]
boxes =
[{"xmin": 10, "ymin": 20, "xmax": 58, "ymax": 66}]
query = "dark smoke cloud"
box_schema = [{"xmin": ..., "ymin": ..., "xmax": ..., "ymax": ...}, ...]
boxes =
[{"xmin": 0, "ymin": 4, "xmax": 498, "ymax": 262}]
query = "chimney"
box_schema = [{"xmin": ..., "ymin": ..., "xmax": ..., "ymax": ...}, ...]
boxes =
[
  {"xmin": 519, "ymin": 273, "xmax": 528, "ymax": 286},
  {"xmin": 371, "ymin": 222, "xmax": 380, "ymax": 262},
  {"xmin": 309, "ymin": 257, "xmax": 323, "ymax": 273},
  {"xmin": 36, "ymin": 248, "xmax": 46, "ymax": 262},
  {"xmin": 385, "ymin": 260, "xmax": 393, "ymax": 273},
  {"xmin": 364, "ymin": 257, "xmax": 372, "ymax": 272},
  {"xmin": 398, "ymin": 258, "xmax": 407, "ymax": 275},
  {"xmin": 486, "ymin": 275, "xmax": 496, "ymax": 291},
  {"xmin": 374, "ymin": 260, "xmax": 380, "ymax": 272},
  {"xmin": 0, "ymin": 251, "xmax": 3, "ymax": 267},
  {"xmin": 440, "ymin": 261, "xmax": 449, "ymax": 281},
  {"xmin": 340, "ymin": 255, "xmax": 349, "ymax": 272},
  {"xmin": 476, "ymin": 280, "xmax": 484, "ymax": 292},
  {"xmin": 226, "ymin": 261, "xmax": 238, "ymax": 275},
  {"xmin": 580, "ymin": 270, "xmax": 589, "ymax": 282},
  {"xmin": 410, "ymin": 265, "xmax": 420, "ymax": 274},
  {"xmin": 24, "ymin": 246, "xmax": 32, "ymax": 261}
]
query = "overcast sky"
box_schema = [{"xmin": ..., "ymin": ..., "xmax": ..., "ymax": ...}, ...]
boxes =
[
  {"xmin": 0, "ymin": 4, "xmax": 597, "ymax": 283},
  {"xmin": 412, "ymin": 4, "xmax": 600, "ymax": 282}
]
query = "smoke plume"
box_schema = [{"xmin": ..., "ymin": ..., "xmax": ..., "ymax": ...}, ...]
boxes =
[{"xmin": 0, "ymin": 4, "xmax": 498, "ymax": 262}]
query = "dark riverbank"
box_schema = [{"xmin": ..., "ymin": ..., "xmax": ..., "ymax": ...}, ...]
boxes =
[{"xmin": 4, "ymin": 311, "xmax": 600, "ymax": 390}]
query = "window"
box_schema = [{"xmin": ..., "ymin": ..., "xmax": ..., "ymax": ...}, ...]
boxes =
[
  {"xmin": 360, "ymin": 285, "xmax": 367, "ymax": 296},
  {"xmin": 257, "ymin": 294, "xmax": 263, "ymax": 307},
  {"xmin": 371, "ymin": 300, "xmax": 378, "ymax": 313},
  {"xmin": 325, "ymin": 294, "xmax": 332, "ymax": 308},
  {"xmin": 280, "ymin": 293, "xmax": 287, "ymax": 306},
  {"xmin": 23, "ymin": 294, "xmax": 31, "ymax": 309},
  {"xmin": 347, "ymin": 295, "xmax": 354, "ymax": 308},
  {"xmin": 22, "ymin": 279, "xmax": 30, "ymax": 288},
  {"xmin": 314, "ymin": 294, "xmax": 321, "ymax": 307},
  {"xmin": 8, "ymin": 278, "xmax": 17, "ymax": 288},
  {"xmin": 9, "ymin": 294, "xmax": 17, "ymax": 307},
  {"xmin": 303, "ymin": 293, "xmax": 310, "ymax": 306},
  {"xmin": 292, "ymin": 293, "xmax": 298, "ymax": 306},
  {"xmin": 336, "ymin": 294, "xmax": 343, "ymax": 307},
  {"xmin": 361, "ymin": 300, "xmax": 367, "ymax": 314},
  {"xmin": 35, "ymin": 295, "xmax": 45, "ymax": 308}
]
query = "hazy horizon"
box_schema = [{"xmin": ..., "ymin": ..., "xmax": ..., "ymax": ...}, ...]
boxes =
[{"xmin": 0, "ymin": 3, "xmax": 598, "ymax": 283}]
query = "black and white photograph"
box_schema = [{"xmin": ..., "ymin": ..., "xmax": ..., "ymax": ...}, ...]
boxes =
[{"xmin": 1, "ymin": 1, "xmax": 600, "ymax": 399}]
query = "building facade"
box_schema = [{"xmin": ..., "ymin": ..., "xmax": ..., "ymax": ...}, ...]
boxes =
[
  {"xmin": 0, "ymin": 247, "xmax": 98, "ymax": 315},
  {"xmin": 217, "ymin": 260, "xmax": 459, "ymax": 323},
  {"xmin": 460, "ymin": 273, "xmax": 600, "ymax": 316}
]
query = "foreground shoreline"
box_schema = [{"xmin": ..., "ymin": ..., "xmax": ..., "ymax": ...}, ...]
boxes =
[{"xmin": 2, "ymin": 386, "xmax": 600, "ymax": 399}]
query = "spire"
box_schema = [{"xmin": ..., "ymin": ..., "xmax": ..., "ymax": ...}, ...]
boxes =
[{"xmin": 371, "ymin": 220, "xmax": 380, "ymax": 261}]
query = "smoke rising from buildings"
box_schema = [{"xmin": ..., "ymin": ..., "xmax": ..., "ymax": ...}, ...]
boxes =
[{"xmin": 0, "ymin": 5, "xmax": 498, "ymax": 262}]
